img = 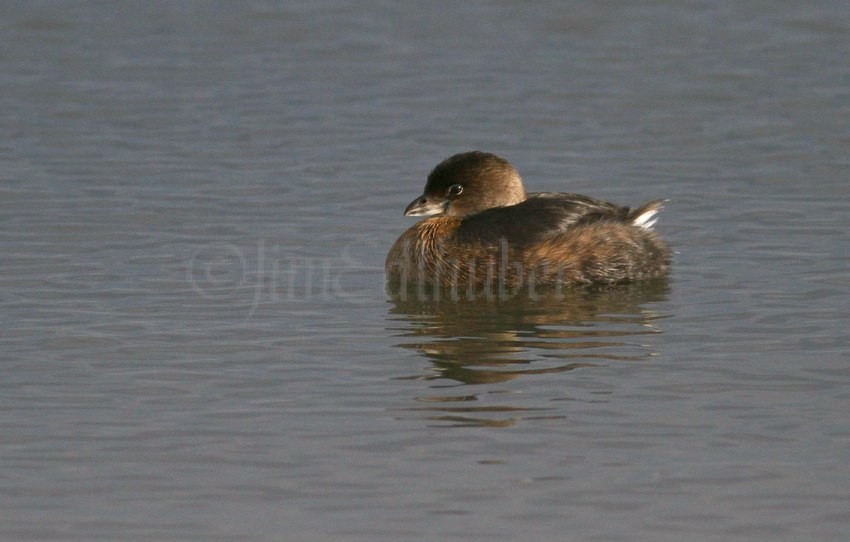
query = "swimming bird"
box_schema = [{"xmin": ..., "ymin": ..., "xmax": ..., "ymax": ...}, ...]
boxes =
[{"xmin": 386, "ymin": 151, "xmax": 671, "ymax": 294}]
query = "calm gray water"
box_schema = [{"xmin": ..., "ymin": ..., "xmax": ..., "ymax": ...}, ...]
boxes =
[{"xmin": 3, "ymin": 2, "xmax": 849, "ymax": 541}]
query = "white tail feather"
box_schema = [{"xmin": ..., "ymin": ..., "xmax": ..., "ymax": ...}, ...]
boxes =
[
  {"xmin": 631, "ymin": 199, "xmax": 666, "ymax": 230},
  {"xmin": 635, "ymin": 215, "xmax": 658, "ymax": 229}
]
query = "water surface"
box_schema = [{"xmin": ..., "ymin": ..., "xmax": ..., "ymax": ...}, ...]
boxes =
[{"xmin": 2, "ymin": 2, "xmax": 849, "ymax": 541}]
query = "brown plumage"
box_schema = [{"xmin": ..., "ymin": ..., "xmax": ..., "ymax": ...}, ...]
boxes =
[{"xmin": 386, "ymin": 151, "xmax": 671, "ymax": 295}]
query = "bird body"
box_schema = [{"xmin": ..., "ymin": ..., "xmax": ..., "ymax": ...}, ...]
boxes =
[{"xmin": 386, "ymin": 152, "xmax": 671, "ymax": 295}]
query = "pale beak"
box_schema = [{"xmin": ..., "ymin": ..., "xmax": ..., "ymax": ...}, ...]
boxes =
[{"xmin": 404, "ymin": 194, "xmax": 447, "ymax": 217}]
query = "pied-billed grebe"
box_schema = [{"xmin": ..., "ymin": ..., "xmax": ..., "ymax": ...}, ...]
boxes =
[{"xmin": 386, "ymin": 151, "xmax": 671, "ymax": 293}]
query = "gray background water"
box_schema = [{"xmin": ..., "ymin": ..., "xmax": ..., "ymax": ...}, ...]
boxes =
[{"xmin": 3, "ymin": 2, "xmax": 849, "ymax": 541}]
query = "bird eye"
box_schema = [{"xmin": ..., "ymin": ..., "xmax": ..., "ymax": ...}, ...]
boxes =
[{"xmin": 448, "ymin": 184, "xmax": 463, "ymax": 197}]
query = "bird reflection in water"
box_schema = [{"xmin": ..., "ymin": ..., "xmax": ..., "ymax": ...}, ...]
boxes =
[{"xmin": 387, "ymin": 280, "xmax": 669, "ymax": 427}]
